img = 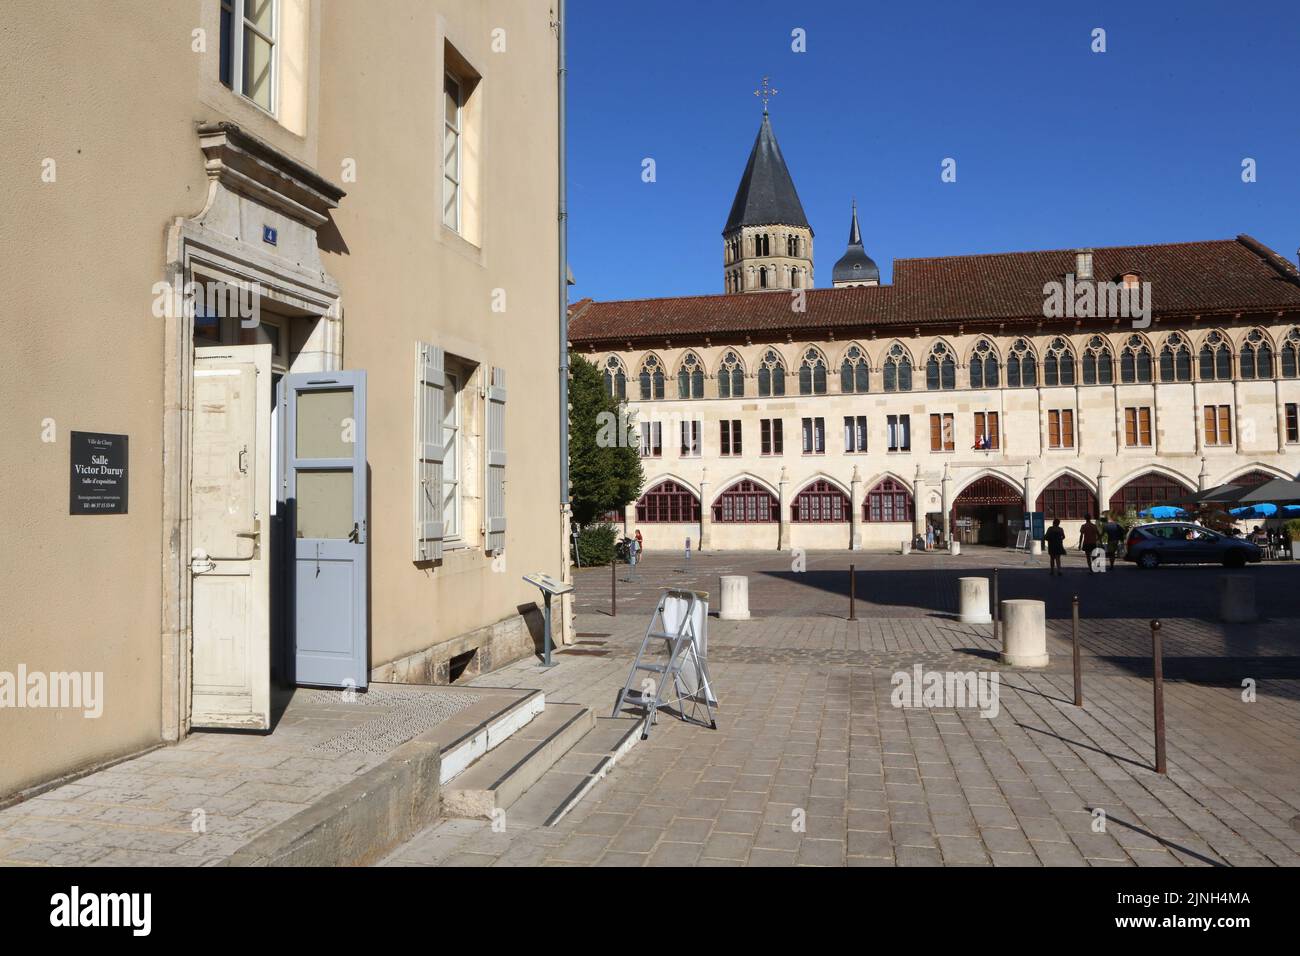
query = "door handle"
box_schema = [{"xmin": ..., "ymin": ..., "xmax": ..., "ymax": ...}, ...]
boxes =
[
  {"xmin": 348, "ymin": 521, "xmax": 361, "ymax": 544},
  {"xmin": 235, "ymin": 517, "xmax": 262, "ymax": 558}
]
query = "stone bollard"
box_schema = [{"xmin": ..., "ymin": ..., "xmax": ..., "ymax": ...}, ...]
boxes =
[
  {"xmin": 958, "ymin": 577, "xmax": 991, "ymax": 624},
  {"xmin": 1218, "ymin": 575, "xmax": 1257, "ymax": 624},
  {"xmin": 950, "ymin": 540, "xmax": 961, "ymax": 556},
  {"xmin": 1001, "ymin": 599, "xmax": 1049, "ymax": 667},
  {"xmin": 901, "ymin": 540, "xmax": 912, "ymax": 555},
  {"xmin": 1029, "ymin": 539, "xmax": 1042, "ymax": 556},
  {"xmin": 719, "ymin": 575, "xmax": 751, "ymax": 621}
]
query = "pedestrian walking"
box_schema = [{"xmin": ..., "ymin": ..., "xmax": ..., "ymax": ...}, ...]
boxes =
[
  {"xmin": 1103, "ymin": 512, "xmax": 1123, "ymax": 570},
  {"xmin": 1078, "ymin": 513, "xmax": 1101, "ymax": 572},
  {"xmin": 925, "ymin": 524, "xmax": 935, "ymax": 551},
  {"xmin": 1045, "ymin": 518, "xmax": 1066, "ymax": 576}
]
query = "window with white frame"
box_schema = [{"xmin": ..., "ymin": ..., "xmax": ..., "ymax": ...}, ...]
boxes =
[
  {"xmin": 887, "ymin": 414, "xmax": 911, "ymax": 452},
  {"xmin": 844, "ymin": 415, "xmax": 867, "ymax": 453},
  {"xmin": 441, "ymin": 369, "xmax": 464, "ymax": 539},
  {"xmin": 444, "ymin": 71, "xmax": 463, "ymax": 232},
  {"xmin": 220, "ymin": 0, "xmax": 278, "ymax": 113},
  {"xmin": 801, "ymin": 417, "xmax": 825, "ymax": 454},
  {"xmin": 639, "ymin": 421, "xmax": 662, "ymax": 458},
  {"xmin": 680, "ymin": 420, "xmax": 701, "ymax": 457}
]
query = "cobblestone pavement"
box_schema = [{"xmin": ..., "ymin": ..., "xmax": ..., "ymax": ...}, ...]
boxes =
[{"xmin": 382, "ymin": 547, "xmax": 1300, "ymax": 867}]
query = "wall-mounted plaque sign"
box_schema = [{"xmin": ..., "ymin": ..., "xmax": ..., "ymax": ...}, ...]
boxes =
[{"xmin": 70, "ymin": 431, "xmax": 128, "ymax": 515}]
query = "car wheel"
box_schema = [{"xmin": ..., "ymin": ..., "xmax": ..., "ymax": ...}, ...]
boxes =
[
  {"xmin": 1223, "ymin": 551, "xmax": 1247, "ymax": 569},
  {"xmin": 1138, "ymin": 552, "xmax": 1159, "ymax": 569}
]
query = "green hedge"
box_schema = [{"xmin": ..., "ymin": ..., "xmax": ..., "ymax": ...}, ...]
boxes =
[{"xmin": 574, "ymin": 522, "xmax": 618, "ymax": 566}]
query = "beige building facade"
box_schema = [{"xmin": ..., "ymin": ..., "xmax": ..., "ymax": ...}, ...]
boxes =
[{"xmin": 1, "ymin": 1, "xmax": 566, "ymax": 803}]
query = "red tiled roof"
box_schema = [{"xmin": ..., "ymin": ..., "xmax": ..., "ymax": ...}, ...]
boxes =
[{"xmin": 568, "ymin": 235, "xmax": 1300, "ymax": 346}]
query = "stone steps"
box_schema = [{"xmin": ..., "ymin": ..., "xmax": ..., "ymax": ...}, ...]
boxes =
[{"xmin": 441, "ymin": 703, "xmax": 595, "ymax": 818}]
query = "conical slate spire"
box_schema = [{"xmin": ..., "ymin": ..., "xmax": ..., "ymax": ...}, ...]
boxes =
[
  {"xmin": 832, "ymin": 199, "xmax": 880, "ymax": 285},
  {"xmin": 723, "ymin": 113, "xmax": 811, "ymax": 234}
]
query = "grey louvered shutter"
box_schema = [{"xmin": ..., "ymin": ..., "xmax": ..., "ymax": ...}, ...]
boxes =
[
  {"xmin": 485, "ymin": 367, "xmax": 507, "ymax": 553},
  {"xmin": 414, "ymin": 342, "xmax": 445, "ymax": 561}
]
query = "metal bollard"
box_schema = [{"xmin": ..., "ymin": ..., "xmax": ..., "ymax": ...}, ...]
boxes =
[
  {"xmin": 848, "ymin": 564, "xmax": 857, "ymax": 621},
  {"xmin": 610, "ymin": 559, "xmax": 617, "ymax": 618},
  {"xmin": 1072, "ymin": 595, "xmax": 1083, "ymax": 707},
  {"xmin": 1151, "ymin": 619, "xmax": 1166, "ymax": 774}
]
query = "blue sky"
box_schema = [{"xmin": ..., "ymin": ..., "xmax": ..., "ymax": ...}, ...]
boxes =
[{"xmin": 566, "ymin": 0, "xmax": 1299, "ymax": 302}]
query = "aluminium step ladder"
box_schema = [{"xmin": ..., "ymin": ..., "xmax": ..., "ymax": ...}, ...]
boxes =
[{"xmin": 612, "ymin": 589, "xmax": 717, "ymax": 740}]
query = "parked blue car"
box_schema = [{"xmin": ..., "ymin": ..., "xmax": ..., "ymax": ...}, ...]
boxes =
[{"xmin": 1124, "ymin": 522, "xmax": 1262, "ymax": 569}]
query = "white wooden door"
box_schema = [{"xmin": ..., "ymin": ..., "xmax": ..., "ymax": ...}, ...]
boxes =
[{"xmin": 191, "ymin": 345, "xmax": 272, "ymax": 729}]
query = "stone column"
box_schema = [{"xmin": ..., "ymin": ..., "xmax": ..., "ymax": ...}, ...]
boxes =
[
  {"xmin": 941, "ymin": 462, "xmax": 954, "ymax": 548},
  {"xmin": 698, "ymin": 468, "xmax": 711, "ymax": 552},
  {"xmin": 913, "ymin": 465, "xmax": 926, "ymax": 539},
  {"xmin": 1023, "ymin": 461, "xmax": 1040, "ymax": 555},
  {"xmin": 1096, "ymin": 458, "xmax": 1110, "ymax": 518},
  {"xmin": 778, "ymin": 467, "xmax": 791, "ymax": 551},
  {"xmin": 850, "ymin": 465, "xmax": 863, "ymax": 551}
]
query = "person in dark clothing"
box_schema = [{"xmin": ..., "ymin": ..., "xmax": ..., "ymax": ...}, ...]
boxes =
[
  {"xmin": 1045, "ymin": 518, "xmax": 1066, "ymax": 576},
  {"xmin": 1078, "ymin": 513, "xmax": 1101, "ymax": 570},
  {"xmin": 1103, "ymin": 512, "xmax": 1124, "ymax": 570}
]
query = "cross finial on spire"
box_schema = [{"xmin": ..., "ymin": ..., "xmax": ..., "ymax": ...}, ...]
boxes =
[{"xmin": 754, "ymin": 76, "xmax": 778, "ymax": 114}]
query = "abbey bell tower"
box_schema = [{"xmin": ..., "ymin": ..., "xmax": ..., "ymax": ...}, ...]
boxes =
[{"xmin": 722, "ymin": 79, "xmax": 814, "ymax": 293}]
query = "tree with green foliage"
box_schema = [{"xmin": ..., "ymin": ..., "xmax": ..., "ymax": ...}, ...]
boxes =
[{"xmin": 567, "ymin": 353, "xmax": 643, "ymax": 526}]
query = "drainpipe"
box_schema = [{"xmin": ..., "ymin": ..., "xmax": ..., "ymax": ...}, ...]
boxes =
[
  {"xmin": 557, "ymin": 0, "xmax": 569, "ymax": 510},
  {"xmin": 556, "ymin": 0, "xmax": 574, "ymax": 645}
]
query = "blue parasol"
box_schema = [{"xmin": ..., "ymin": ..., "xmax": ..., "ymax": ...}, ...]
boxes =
[
  {"xmin": 1139, "ymin": 506, "xmax": 1187, "ymax": 519},
  {"xmin": 1230, "ymin": 503, "xmax": 1278, "ymax": 518}
]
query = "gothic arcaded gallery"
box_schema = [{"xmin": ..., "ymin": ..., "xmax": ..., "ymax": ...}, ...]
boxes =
[{"xmin": 568, "ymin": 111, "xmax": 1300, "ymax": 551}]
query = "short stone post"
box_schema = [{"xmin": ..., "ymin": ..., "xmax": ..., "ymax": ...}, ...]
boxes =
[
  {"xmin": 1218, "ymin": 575, "xmax": 1257, "ymax": 624},
  {"xmin": 1001, "ymin": 599, "xmax": 1049, "ymax": 667},
  {"xmin": 949, "ymin": 539, "xmax": 961, "ymax": 556},
  {"xmin": 958, "ymin": 577, "xmax": 991, "ymax": 623},
  {"xmin": 718, "ymin": 575, "xmax": 750, "ymax": 621},
  {"xmin": 900, "ymin": 539, "xmax": 912, "ymax": 555}
]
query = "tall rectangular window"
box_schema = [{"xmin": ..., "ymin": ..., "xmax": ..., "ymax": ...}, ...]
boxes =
[
  {"xmin": 1203, "ymin": 405, "xmax": 1232, "ymax": 446},
  {"xmin": 761, "ymin": 418, "xmax": 783, "ymax": 455},
  {"xmin": 929, "ymin": 413, "xmax": 954, "ymax": 452},
  {"xmin": 844, "ymin": 415, "xmax": 867, "ymax": 453},
  {"xmin": 444, "ymin": 72, "xmax": 463, "ymax": 232},
  {"xmin": 1124, "ymin": 406, "xmax": 1152, "ymax": 447},
  {"xmin": 720, "ymin": 420, "xmax": 742, "ymax": 456},
  {"xmin": 1048, "ymin": 409, "xmax": 1074, "ymax": 449},
  {"xmin": 1286, "ymin": 403, "xmax": 1298, "ymax": 444},
  {"xmin": 801, "ymin": 417, "xmax": 825, "ymax": 455},
  {"xmin": 680, "ymin": 420, "xmax": 701, "ymax": 457},
  {"xmin": 219, "ymin": 0, "xmax": 278, "ymax": 113},
  {"xmin": 973, "ymin": 411, "xmax": 999, "ymax": 450},
  {"xmin": 639, "ymin": 421, "xmax": 662, "ymax": 458},
  {"xmin": 887, "ymin": 414, "xmax": 911, "ymax": 452},
  {"xmin": 442, "ymin": 371, "xmax": 462, "ymax": 540}
]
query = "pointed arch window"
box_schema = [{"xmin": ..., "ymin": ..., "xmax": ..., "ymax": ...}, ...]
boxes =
[
  {"xmin": 1159, "ymin": 333, "xmax": 1192, "ymax": 382},
  {"xmin": 925, "ymin": 342, "xmax": 956, "ymax": 390},
  {"xmin": 864, "ymin": 478, "xmax": 913, "ymax": 523},
  {"xmin": 799, "ymin": 348, "xmax": 828, "ymax": 395},
  {"xmin": 1282, "ymin": 328, "xmax": 1300, "ymax": 378},
  {"xmin": 1199, "ymin": 331, "xmax": 1232, "ymax": 381},
  {"xmin": 791, "ymin": 480, "xmax": 850, "ymax": 523},
  {"xmin": 1239, "ymin": 329, "xmax": 1274, "ymax": 380},
  {"xmin": 1036, "ymin": 474, "xmax": 1097, "ymax": 520},
  {"xmin": 603, "ymin": 355, "xmax": 627, "ymax": 399},
  {"xmin": 677, "ymin": 352, "xmax": 705, "ymax": 399},
  {"xmin": 1043, "ymin": 337, "xmax": 1075, "ymax": 386},
  {"xmin": 1006, "ymin": 339, "xmax": 1038, "ymax": 388},
  {"xmin": 1081, "ymin": 336, "xmax": 1114, "ymax": 385},
  {"xmin": 757, "ymin": 349, "xmax": 786, "ymax": 397},
  {"xmin": 883, "ymin": 344, "xmax": 913, "ymax": 392},
  {"xmin": 1119, "ymin": 335, "xmax": 1153, "ymax": 384},
  {"xmin": 636, "ymin": 479, "xmax": 700, "ymax": 523},
  {"xmin": 712, "ymin": 479, "xmax": 778, "ymax": 523},
  {"xmin": 717, "ymin": 350, "xmax": 745, "ymax": 398},
  {"xmin": 969, "ymin": 339, "xmax": 999, "ymax": 389},
  {"xmin": 840, "ymin": 345, "xmax": 870, "ymax": 393},
  {"xmin": 639, "ymin": 354, "xmax": 665, "ymax": 400}
]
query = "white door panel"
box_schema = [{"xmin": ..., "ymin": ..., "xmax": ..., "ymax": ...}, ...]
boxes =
[{"xmin": 191, "ymin": 345, "xmax": 272, "ymax": 729}]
